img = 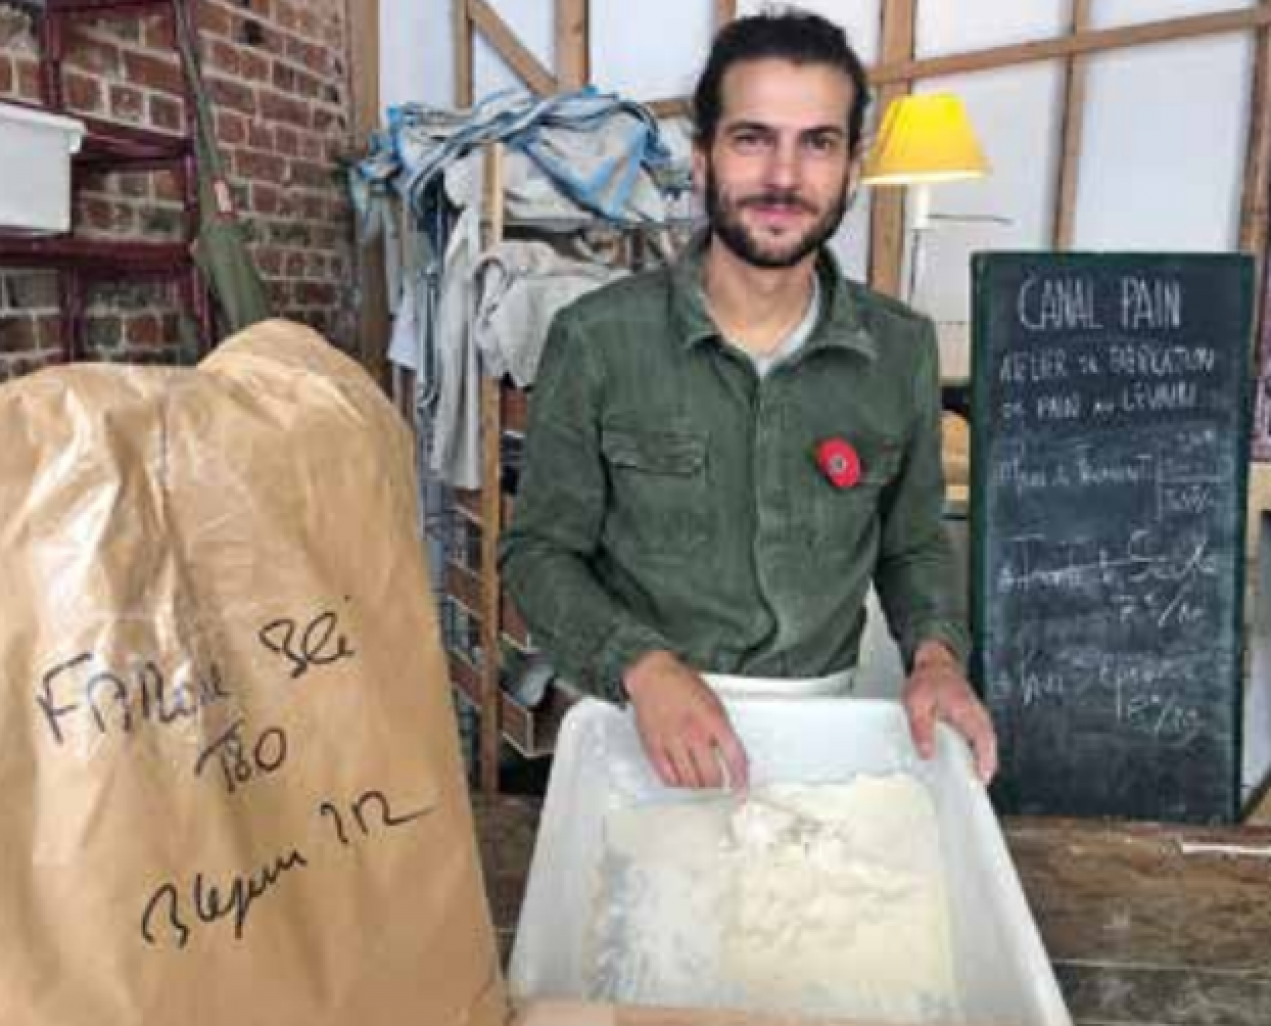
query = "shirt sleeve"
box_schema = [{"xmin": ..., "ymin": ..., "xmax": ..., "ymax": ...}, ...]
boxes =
[
  {"xmin": 872, "ymin": 317, "xmax": 972, "ymax": 671},
  {"xmin": 498, "ymin": 310, "xmax": 678, "ymax": 703}
]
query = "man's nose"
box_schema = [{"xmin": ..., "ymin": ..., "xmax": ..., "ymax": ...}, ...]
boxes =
[{"xmin": 763, "ymin": 139, "xmax": 801, "ymax": 190}]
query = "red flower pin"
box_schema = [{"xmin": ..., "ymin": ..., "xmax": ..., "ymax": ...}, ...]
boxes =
[{"xmin": 816, "ymin": 437, "xmax": 862, "ymax": 489}]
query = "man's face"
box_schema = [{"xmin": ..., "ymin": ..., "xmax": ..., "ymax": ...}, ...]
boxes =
[{"xmin": 696, "ymin": 58, "xmax": 858, "ymax": 269}]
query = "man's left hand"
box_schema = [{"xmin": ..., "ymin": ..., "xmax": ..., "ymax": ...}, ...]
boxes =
[{"xmin": 902, "ymin": 641, "xmax": 998, "ymax": 784}]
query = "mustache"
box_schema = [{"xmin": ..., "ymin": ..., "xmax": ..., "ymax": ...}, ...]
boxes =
[{"xmin": 738, "ymin": 191, "xmax": 817, "ymax": 213}]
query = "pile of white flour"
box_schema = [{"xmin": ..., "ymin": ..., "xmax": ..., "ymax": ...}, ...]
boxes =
[{"xmin": 587, "ymin": 774, "xmax": 960, "ymax": 1023}]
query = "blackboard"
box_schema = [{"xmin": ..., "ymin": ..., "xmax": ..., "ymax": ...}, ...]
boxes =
[{"xmin": 971, "ymin": 253, "xmax": 1253, "ymax": 824}]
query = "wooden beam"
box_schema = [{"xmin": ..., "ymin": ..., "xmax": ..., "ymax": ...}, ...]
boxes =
[
  {"xmin": 714, "ymin": 0, "xmax": 736, "ymax": 28},
  {"xmin": 470, "ymin": 0, "xmax": 559, "ymax": 97},
  {"xmin": 648, "ymin": 97, "xmax": 690, "ymax": 119},
  {"xmin": 478, "ymin": 143, "xmax": 507, "ymax": 796},
  {"xmin": 656, "ymin": 7, "xmax": 1271, "ymax": 114},
  {"xmin": 867, "ymin": 0, "xmax": 916, "ymax": 298},
  {"xmin": 1241, "ymin": 2, "xmax": 1271, "ymax": 260},
  {"xmin": 873, "ymin": 5, "xmax": 1271, "ymax": 86},
  {"xmin": 348, "ymin": 0, "xmax": 389, "ymax": 388},
  {"xmin": 555, "ymin": 0, "xmax": 589, "ymax": 89},
  {"xmin": 1244, "ymin": 1, "xmax": 1271, "ymax": 429},
  {"xmin": 1053, "ymin": 0, "xmax": 1092, "ymax": 250},
  {"xmin": 454, "ymin": 0, "xmax": 473, "ymax": 106}
]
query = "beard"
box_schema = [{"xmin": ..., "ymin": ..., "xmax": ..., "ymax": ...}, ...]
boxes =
[{"xmin": 705, "ymin": 166, "xmax": 849, "ymax": 270}]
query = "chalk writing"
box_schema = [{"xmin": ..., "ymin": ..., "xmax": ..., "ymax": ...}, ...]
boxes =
[
  {"xmin": 1098, "ymin": 657, "xmax": 1206, "ymax": 745},
  {"xmin": 1118, "ymin": 380, "xmax": 1197, "ymax": 413},
  {"xmin": 1035, "ymin": 393, "xmax": 1083, "ymax": 421},
  {"xmin": 1016, "ymin": 274, "xmax": 1183, "ymax": 334},
  {"xmin": 35, "ymin": 655, "xmax": 231, "ymax": 747},
  {"xmin": 1017, "ymin": 275, "xmax": 1103, "ymax": 331},
  {"xmin": 999, "ymin": 347, "xmax": 1069, "ymax": 384},
  {"xmin": 1107, "ymin": 344, "xmax": 1213, "ymax": 377},
  {"xmin": 1120, "ymin": 276, "xmax": 1182, "ymax": 331},
  {"xmin": 998, "ymin": 528, "xmax": 1216, "ymax": 624}
]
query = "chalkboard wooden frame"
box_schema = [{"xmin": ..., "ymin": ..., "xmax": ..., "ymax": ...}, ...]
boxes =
[{"xmin": 970, "ymin": 252, "xmax": 1254, "ymax": 824}]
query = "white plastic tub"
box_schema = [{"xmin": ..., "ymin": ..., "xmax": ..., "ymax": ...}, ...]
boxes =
[
  {"xmin": 510, "ymin": 697, "xmax": 1072, "ymax": 1026},
  {"xmin": 0, "ymin": 102, "xmax": 85, "ymax": 233}
]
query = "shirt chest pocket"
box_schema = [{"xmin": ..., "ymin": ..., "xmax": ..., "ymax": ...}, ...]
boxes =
[
  {"xmin": 601, "ymin": 428, "xmax": 709, "ymax": 558},
  {"xmin": 812, "ymin": 439, "xmax": 903, "ymax": 549}
]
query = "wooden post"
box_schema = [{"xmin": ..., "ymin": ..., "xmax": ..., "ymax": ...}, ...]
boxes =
[
  {"xmin": 477, "ymin": 143, "xmax": 507, "ymax": 795},
  {"xmin": 1240, "ymin": 2, "xmax": 1271, "ymax": 286},
  {"xmin": 867, "ymin": 0, "xmax": 917, "ymax": 298},
  {"xmin": 871, "ymin": 7, "xmax": 1271, "ymax": 85},
  {"xmin": 348, "ymin": 0, "xmax": 390, "ymax": 387},
  {"xmin": 471, "ymin": 0, "xmax": 558, "ymax": 96},
  {"xmin": 454, "ymin": 0, "xmax": 474, "ymax": 107},
  {"xmin": 556, "ymin": 0, "xmax": 589, "ymax": 89},
  {"xmin": 1244, "ymin": 2, "xmax": 1271, "ymax": 460},
  {"xmin": 1053, "ymin": 0, "xmax": 1092, "ymax": 250}
]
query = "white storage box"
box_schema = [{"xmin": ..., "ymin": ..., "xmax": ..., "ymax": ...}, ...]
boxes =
[
  {"xmin": 511, "ymin": 697, "xmax": 1071, "ymax": 1026},
  {"xmin": 0, "ymin": 102, "xmax": 85, "ymax": 234}
]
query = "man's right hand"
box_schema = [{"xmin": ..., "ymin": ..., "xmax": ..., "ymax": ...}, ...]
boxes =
[{"xmin": 622, "ymin": 650, "xmax": 750, "ymax": 791}]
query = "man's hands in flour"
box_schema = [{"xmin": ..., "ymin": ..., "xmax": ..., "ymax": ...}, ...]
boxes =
[
  {"xmin": 623, "ymin": 650, "xmax": 750, "ymax": 790},
  {"xmin": 903, "ymin": 641, "xmax": 998, "ymax": 784}
]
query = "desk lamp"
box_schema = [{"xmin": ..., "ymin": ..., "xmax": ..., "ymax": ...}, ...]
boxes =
[{"xmin": 862, "ymin": 93, "xmax": 991, "ymax": 302}]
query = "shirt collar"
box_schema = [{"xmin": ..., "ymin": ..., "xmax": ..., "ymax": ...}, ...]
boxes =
[{"xmin": 670, "ymin": 231, "xmax": 879, "ymax": 362}]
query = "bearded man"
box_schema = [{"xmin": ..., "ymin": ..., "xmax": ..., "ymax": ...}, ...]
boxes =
[{"xmin": 500, "ymin": 8, "xmax": 997, "ymax": 790}]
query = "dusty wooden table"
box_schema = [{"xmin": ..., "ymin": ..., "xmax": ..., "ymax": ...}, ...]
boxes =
[{"xmin": 473, "ymin": 796, "xmax": 1271, "ymax": 1026}]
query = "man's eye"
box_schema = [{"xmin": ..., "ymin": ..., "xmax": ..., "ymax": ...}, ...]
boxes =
[
  {"xmin": 806, "ymin": 134, "xmax": 841, "ymax": 154},
  {"xmin": 733, "ymin": 132, "xmax": 768, "ymax": 152}
]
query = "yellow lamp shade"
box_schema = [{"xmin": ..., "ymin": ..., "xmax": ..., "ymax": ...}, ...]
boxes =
[{"xmin": 862, "ymin": 93, "xmax": 990, "ymax": 185}]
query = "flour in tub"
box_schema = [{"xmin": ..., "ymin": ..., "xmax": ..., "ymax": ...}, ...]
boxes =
[{"xmin": 587, "ymin": 774, "xmax": 959, "ymax": 1023}]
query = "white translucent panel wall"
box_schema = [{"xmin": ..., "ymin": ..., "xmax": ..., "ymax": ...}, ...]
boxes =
[
  {"xmin": 828, "ymin": 0, "xmax": 880, "ymax": 285},
  {"xmin": 894, "ymin": 68, "xmax": 1063, "ymax": 380},
  {"xmin": 1072, "ymin": 35, "xmax": 1253, "ymax": 251},
  {"xmin": 1090, "ymin": 0, "xmax": 1256, "ymax": 30},
  {"xmin": 907, "ymin": 3, "xmax": 1068, "ymax": 380},
  {"xmin": 916, "ymin": 0, "xmax": 1068, "ymax": 55},
  {"xmin": 733, "ymin": 0, "xmax": 883, "ymax": 284},
  {"xmin": 591, "ymin": 0, "xmax": 714, "ymax": 102},
  {"xmin": 473, "ymin": 0, "xmax": 554, "ymax": 99},
  {"xmin": 382, "ymin": 0, "xmax": 454, "ymax": 111}
]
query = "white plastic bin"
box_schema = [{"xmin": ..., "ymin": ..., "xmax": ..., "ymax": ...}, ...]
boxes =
[
  {"xmin": 511, "ymin": 696, "xmax": 1072, "ymax": 1026},
  {"xmin": 0, "ymin": 102, "xmax": 85, "ymax": 233}
]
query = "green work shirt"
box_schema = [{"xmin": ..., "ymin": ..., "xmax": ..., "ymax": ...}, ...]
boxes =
[{"xmin": 498, "ymin": 236, "xmax": 969, "ymax": 703}]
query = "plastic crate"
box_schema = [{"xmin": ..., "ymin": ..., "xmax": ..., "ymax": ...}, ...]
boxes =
[
  {"xmin": 0, "ymin": 103, "xmax": 85, "ymax": 234},
  {"xmin": 511, "ymin": 696, "xmax": 1072, "ymax": 1026}
]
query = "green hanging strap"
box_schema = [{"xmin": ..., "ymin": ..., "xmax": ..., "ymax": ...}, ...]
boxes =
[{"xmin": 173, "ymin": 0, "xmax": 271, "ymax": 336}]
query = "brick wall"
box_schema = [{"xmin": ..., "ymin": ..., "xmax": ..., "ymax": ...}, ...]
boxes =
[{"xmin": 0, "ymin": 0, "xmax": 358, "ymax": 380}]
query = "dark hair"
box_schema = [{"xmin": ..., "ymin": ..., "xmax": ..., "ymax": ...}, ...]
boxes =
[{"xmin": 693, "ymin": 6, "xmax": 872, "ymax": 153}]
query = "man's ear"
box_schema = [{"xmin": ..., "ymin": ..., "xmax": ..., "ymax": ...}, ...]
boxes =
[
  {"xmin": 844, "ymin": 152, "xmax": 864, "ymax": 209},
  {"xmin": 692, "ymin": 141, "xmax": 708, "ymax": 194}
]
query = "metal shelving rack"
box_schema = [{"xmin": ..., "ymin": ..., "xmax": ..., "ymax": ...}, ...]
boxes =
[{"xmin": 0, "ymin": 0, "xmax": 212, "ymax": 361}]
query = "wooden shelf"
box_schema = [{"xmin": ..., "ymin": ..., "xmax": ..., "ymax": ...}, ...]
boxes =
[
  {"xmin": 47, "ymin": 0, "xmax": 173, "ymax": 13},
  {"xmin": 449, "ymin": 652, "xmax": 572, "ymax": 759},
  {"xmin": 0, "ymin": 101, "xmax": 189, "ymax": 172},
  {"xmin": 446, "ymin": 562, "xmax": 482, "ymax": 613},
  {"xmin": 78, "ymin": 117, "xmax": 190, "ymax": 171},
  {"xmin": 501, "ymin": 384, "xmax": 530, "ymax": 432},
  {"xmin": 0, "ymin": 236, "xmax": 189, "ymax": 277}
]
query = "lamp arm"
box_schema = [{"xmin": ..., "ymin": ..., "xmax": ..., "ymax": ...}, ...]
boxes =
[{"xmin": 925, "ymin": 212, "xmax": 1013, "ymax": 225}]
